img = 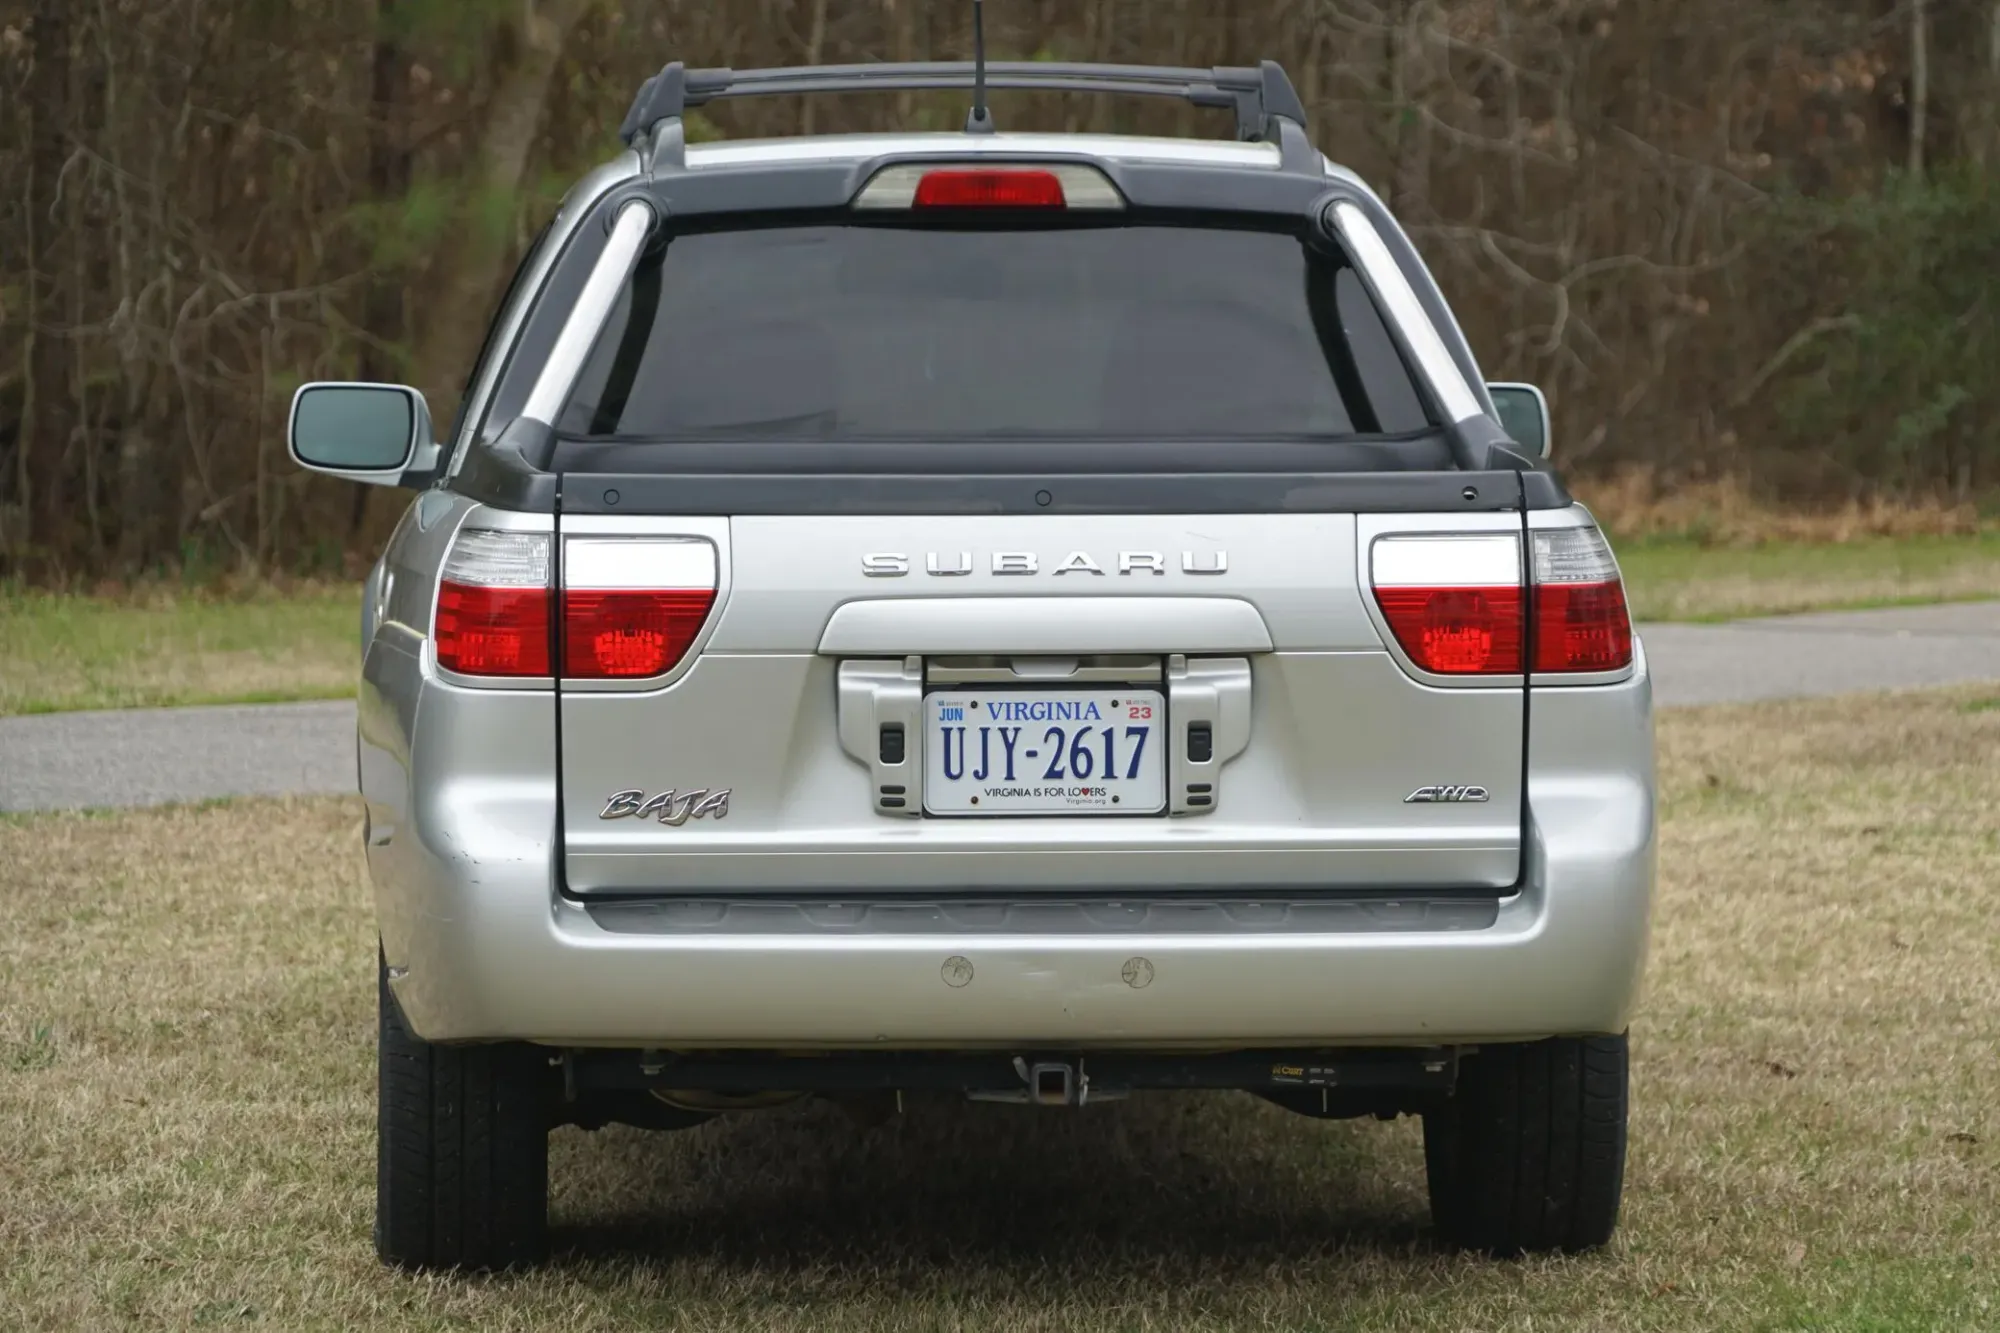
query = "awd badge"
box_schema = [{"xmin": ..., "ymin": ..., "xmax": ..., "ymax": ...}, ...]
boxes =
[{"xmin": 1404, "ymin": 785, "xmax": 1490, "ymax": 804}]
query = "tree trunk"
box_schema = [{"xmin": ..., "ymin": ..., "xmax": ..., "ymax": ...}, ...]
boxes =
[
  {"xmin": 1908, "ymin": 0, "xmax": 1928, "ymax": 178},
  {"xmin": 22, "ymin": 0, "xmax": 75, "ymax": 570},
  {"xmin": 413, "ymin": 0, "xmax": 602, "ymax": 421},
  {"xmin": 105, "ymin": 4, "xmax": 159, "ymax": 573},
  {"xmin": 354, "ymin": 0, "xmax": 413, "ymax": 539},
  {"xmin": 799, "ymin": 0, "xmax": 830, "ymax": 134},
  {"xmin": 1387, "ymin": 0, "xmax": 1433, "ymax": 217},
  {"xmin": 1984, "ymin": 1, "xmax": 2000, "ymax": 166}
]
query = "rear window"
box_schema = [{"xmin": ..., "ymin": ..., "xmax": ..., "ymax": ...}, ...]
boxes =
[{"xmin": 553, "ymin": 223, "xmax": 1432, "ymax": 440}]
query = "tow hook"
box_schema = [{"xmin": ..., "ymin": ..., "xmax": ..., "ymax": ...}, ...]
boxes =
[
  {"xmin": 1024, "ymin": 1056, "xmax": 1087, "ymax": 1106},
  {"xmin": 962, "ymin": 1055, "xmax": 1100, "ymax": 1105}
]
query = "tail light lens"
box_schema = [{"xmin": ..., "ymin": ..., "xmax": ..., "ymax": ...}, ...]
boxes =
[
  {"xmin": 1368, "ymin": 526, "xmax": 1634, "ymax": 680},
  {"xmin": 435, "ymin": 531, "xmax": 552, "ymax": 678},
  {"xmin": 561, "ymin": 538, "xmax": 718, "ymax": 680},
  {"xmin": 1531, "ymin": 528, "xmax": 1634, "ymax": 673},
  {"xmin": 1373, "ymin": 586, "xmax": 1525, "ymax": 674},
  {"xmin": 1370, "ymin": 534, "xmax": 1525, "ymax": 675}
]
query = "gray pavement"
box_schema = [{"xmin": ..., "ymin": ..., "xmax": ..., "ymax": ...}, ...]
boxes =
[
  {"xmin": 1, "ymin": 701, "xmax": 355, "ymax": 813},
  {"xmin": 1637, "ymin": 599, "xmax": 2000, "ymax": 705},
  {"xmin": 2, "ymin": 602, "xmax": 1996, "ymax": 813}
]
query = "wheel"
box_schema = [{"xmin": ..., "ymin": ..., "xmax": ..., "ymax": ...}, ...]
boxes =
[
  {"xmin": 1422, "ymin": 1033, "xmax": 1629, "ymax": 1255},
  {"xmin": 374, "ymin": 949, "xmax": 552, "ymax": 1270}
]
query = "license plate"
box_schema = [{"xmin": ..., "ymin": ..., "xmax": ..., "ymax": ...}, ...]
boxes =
[{"xmin": 922, "ymin": 688, "xmax": 1167, "ymax": 816}]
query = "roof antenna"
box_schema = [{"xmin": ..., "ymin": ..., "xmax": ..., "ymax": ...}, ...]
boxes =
[{"xmin": 964, "ymin": 0, "xmax": 995, "ymax": 133}]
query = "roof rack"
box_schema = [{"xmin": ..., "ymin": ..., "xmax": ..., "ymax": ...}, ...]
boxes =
[{"xmin": 618, "ymin": 60, "xmax": 1309, "ymax": 150}]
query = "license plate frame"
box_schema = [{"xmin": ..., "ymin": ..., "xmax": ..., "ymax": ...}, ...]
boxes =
[{"xmin": 921, "ymin": 687, "xmax": 1168, "ymax": 817}]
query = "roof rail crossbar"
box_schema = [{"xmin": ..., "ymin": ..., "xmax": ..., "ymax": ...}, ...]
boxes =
[{"xmin": 619, "ymin": 59, "xmax": 1308, "ymax": 149}]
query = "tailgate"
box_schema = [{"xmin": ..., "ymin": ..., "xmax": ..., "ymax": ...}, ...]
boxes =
[
  {"xmin": 529, "ymin": 199, "xmax": 1533, "ymax": 896},
  {"xmin": 556, "ymin": 510, "xmax": 1525, "ymax": 897}
]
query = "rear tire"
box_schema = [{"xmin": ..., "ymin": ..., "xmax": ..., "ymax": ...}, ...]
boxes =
[
  {"xmin": 375, "ymin": 950, "xmax": 551, "ymax": 1270},
  {"xmin": 1422, "ymin": 1034, "xmax": 1628, "ymax": 1255}
]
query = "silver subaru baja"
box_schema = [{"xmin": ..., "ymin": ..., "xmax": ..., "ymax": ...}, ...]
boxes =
[{"xmin": 290, "ymin": 54, "xmax": 1654, "ymax": 1271}]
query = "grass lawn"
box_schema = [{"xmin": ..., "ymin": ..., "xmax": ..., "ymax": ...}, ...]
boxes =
[
  {"xmin": 0, "ymin": 584, "xmax": 359, "ymax": 716},
  {"xmin": 2, "ymin": 532, "xmax": 1997, "ymax": 716},
  {"xmin": 1614, "ymin": 530, "xmax": 2000, "ymax": 622},
  {"xmin": 3, "ymin": 689, "xmax": 1996, "ymax": 1329}
]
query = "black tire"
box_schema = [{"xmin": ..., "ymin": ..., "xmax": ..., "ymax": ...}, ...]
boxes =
[
  {"xmin": 375, "ymin": 950, "xmax": 552, "ymax": 1270},
  {"xmin": 1422, "ymin": 1033, "xmax": 1628, "ymax": 1255}
]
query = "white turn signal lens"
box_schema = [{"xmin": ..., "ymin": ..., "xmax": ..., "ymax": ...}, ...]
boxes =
[
  {"xmin": 435, "ymin": 530, "xmax": 553, "ymax": 678},
  {"xmin": 1529, "ymin": 527, "xmax": 1633, "ymax": 673}
]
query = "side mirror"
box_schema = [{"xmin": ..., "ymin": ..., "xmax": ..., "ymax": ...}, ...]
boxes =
[
  {"xmin": 288, "ymin": 382, "xmax": 439, "ymax": 487},
  {"xmin": 1487, "ymin": 382, "xmax": 1551, "ymax": 459}
]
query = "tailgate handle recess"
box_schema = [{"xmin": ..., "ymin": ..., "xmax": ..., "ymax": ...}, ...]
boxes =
[
  {"xmin": 1167, "ymin": 655, "xmax": 1252, "ymax": 815},
  {"xmin": 837, "ymin": 658, "xmax": 924, "ymax": 818}
]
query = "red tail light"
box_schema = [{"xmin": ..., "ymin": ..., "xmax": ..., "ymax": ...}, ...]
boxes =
[
  {"xmin": 1530, "ymin": 528, "xmax": 1634, "ymax": 673},
  {"xmin": 1370, "ymin": 533, "xmax": 1525, "ymax": 675},
  {"xmin": 562, "ymin": 590, "xmax": 716, "ymax": 678},
  {"xmin": 1373, "ymin": 586, "xmax": 1525, "ymax": 674},
  {"xmin": 1369, "ymin": 527, "xmax": 1633, "ymax": 680},
  {"xmin": 435, "ymin": 531, "xmax": 552, "ymax": 678},
  {"xmin": 913, "ymin": 168, "xmax": 1068, "ymax": 209},
  {"xmin": 561, "ymin": 538, "xmax": 718, "ymax": 680}
]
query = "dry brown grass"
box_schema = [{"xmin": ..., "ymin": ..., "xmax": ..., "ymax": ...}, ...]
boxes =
[
  {"xmin": 3, "ymin": 690, "xmax": 1998, "ymax": 1329},
  {"xmin": 1581, "ymin": 473, "xmax": 2000, "ymax": 620},
  {"xmin": 1575, "ymin": 470, "xmax": 1993, "ymax": 544}
]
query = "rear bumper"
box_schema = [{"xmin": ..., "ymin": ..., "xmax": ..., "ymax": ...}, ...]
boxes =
[
  {"xmin": 390, "ymin": 876, "xmax": 1646, "ymax": 1049},
  {"xmin": 377, "ymin": 654, "xmax": 1655, "ymax": 1048},
  {"xmin": 382, "ymin": 794, "xmax": 1653, "ymax": 1050}
]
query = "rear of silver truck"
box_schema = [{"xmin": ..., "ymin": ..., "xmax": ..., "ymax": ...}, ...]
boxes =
[
  {"xmin": 365, "ymin": 142, "xmax": 1652, "ymax": 1053},
  {"xmin": 330, "ymin": 110, "xmax": 1652, "ymax": 1266}
]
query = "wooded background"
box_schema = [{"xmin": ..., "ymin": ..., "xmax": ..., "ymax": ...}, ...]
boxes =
[{"xmin": 5, "ymin": 0, "xmax": 1998, "ymax": 578}]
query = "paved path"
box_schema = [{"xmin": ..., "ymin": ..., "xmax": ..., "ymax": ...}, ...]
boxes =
[
  {"xmin": 2, "ymin": 603, "xmax": 1995, "ymax": 813},
  {"xmin": 1635, "ymin": 600, "xmax": 2000, "ymax": 705},
  {"xmin": 1, "ymin": 702, "xmax": 356, "ymax": 814}
]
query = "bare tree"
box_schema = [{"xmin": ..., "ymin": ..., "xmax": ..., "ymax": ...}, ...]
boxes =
[
  {"xmin": 21, "ymin": 0, "xmax": 74, "ymax": 568},
  {"xmin": 0, "ymin": 0, "xmax": 1993, "ymax": 578},
  {"xmin": 1910, "ymin": 0, "xmax": 1929, "ymax": 177},
  {"xmin": 413, "ymin": 0, "xmax": 603, "ymax": 413}
]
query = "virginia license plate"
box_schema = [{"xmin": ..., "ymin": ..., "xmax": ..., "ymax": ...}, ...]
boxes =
[{"xmin": 922, "ymin": 688, "xmax": 1167, "ymax": 816}]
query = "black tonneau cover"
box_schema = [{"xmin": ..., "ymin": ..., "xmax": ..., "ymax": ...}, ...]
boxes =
[{"xmin": 451, "ymin": 421, "xmax": 1567, "ymax": 516}]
